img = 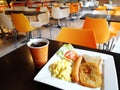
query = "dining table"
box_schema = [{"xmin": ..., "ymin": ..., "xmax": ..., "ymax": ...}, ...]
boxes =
[
  {"xmin": 5, "ymin": 10, "xmax": 45, "ymax": 16},
  {"xmin": 81, "ymin": 6, "xmax": 98, "ymax": 11},
  {"xmin": 0, "ymin": 39, "xmax": 119, "ymax": 90},
  {"xmin": 5, "ymin": 10, "xmax": 46, "ymax": 21},
  {"xmin": 80, "ymin": 13, "xmax": 120, "ymax": 22},
  {"xmin": 81, "ymin": 6, "xmax": 115, "ymax": 11}
]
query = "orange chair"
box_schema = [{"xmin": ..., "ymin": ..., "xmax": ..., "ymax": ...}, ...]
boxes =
[
  {"xmin": 111, "ymin": 6, "xmax": 120, "ymax": 10},
  {"xmin": 82, "ymin": 17, "xmax": 111, "ymax": 50},
  {"xmin": 109, "ymin": 22, "xmax": 120, "ymax": 50},
  {"xmin": 110, "ymin": 22, "xmax": 120, "ymax": 36},
  {"xmin": 95, "ymin": 6, "xmax": 108, "ymax": 14},
  {"xmin": 72, "ymin": 2, "xmax": 80, "ymax": 11},
  {"xmin": 95, "ymin": 6, "xmax": 107, "ymax": 10},
  {"xmin": 82, "ymin": 17, "xmax": 110, "ymax": 44},
  {"xmin": 107, "ymin": 6, "xmax": 120, "ymax": 15},
  {"xmin": 11, "ymin": 13, "xmax": 37, "ymax": 45},
  {"xmin": 114, "ymin": 10, "xmax": 120, "ymax": 16},
  {"xmin": 69, "ymin": 3, "xmax": 80, "ymax": 20},
  {"xmin": 56, "ymin": 27, "xmax": 97, "ymax": 49},
  {"xmin": 108, "ymin": 10, "xmax": 116, "ymax": 15},
  {"xmin": 11, "ymin": 13, "xmax": 33, "ymax": 33},
  {"xmin": 36, "ymin": 7, "xmax": 40, "ymax": 12}
]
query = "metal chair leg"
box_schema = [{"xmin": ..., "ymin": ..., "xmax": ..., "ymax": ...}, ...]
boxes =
[
  {"xmin": 37, "ymin": 28, "xmax": 41, "ymax": 38},
  {"xmin": 49, "ymin": 24, "xmax": 52, "ymax": 39},
  {"xmin": 21, "ymin": 32, "xmax": 31, "ymax": 43},
  {"xmin": 13, "ymin": 29, "xmax": 18, "ymax": 48},
  {"xmin": 57, "ymin": 19, "xmax": 61, "ymax": 29}
]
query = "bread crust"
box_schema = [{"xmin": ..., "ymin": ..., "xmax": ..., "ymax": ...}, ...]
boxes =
[{"xmin": 79, "ymin": 62, "xmax": 102, "ymax": 88}]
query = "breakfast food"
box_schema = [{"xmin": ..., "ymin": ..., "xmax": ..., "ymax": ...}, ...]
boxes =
[
  {"xmin": 64, "ymin": 50, "xmax": 79, "ymax": 61},
  {"xmin": 49, "ymin": 59, "xmax": 72, "ymax": 82},
  {"xmin": 83, "ymin": 54, "xmax": 102, "ymax": 65},
  {"xmin": 71, "ymin": 56, "xmax": 83, "ymax": 83},
  {"xmin": 49, "ymin": 44, "xmax": 103, "ymax": 88},
  {"xmin": 79, "ymin": 62, "xmax": 102, "ymax": 88},
  {"xmin": 83, "ymin": 54, "xmax": 103, "ymax": 74}
]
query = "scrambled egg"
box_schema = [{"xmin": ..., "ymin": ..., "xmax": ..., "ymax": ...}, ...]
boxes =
[{"xmin": 49, "ymin": 59, "xmax": 72, "ymax": 82}]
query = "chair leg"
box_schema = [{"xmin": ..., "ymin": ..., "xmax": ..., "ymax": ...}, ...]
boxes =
[
  {"xmin": 69, "ymin": 14, "xmax": 74, "ymax": 21},
  {"xmin": 0, "ymin": 26, "xmax": 7, "ymax": 44},
  {"xmin": 13, "ymin": 29, "xmax": 18, "ymax": 48},
  {"xmin": 65, "ymin": 18, "xmax": 69, "ymax": 27},
  {"xmin": 106, "ymin": 41, "xmax": 110, "ymax": 51},
  {"xmin": 49, "ymin": 24, "xmax": 52, "ymax": 39},
  {"xmin": 28, "ymin": 31, "xmax": 32, "ymax": 39},
  {"xmin": 109, "ymin": 38, "xmax": 116, "ymax": 51},
  {"xmin": 21, "ymin": 32, "xmax": 31, "ymax": 43},
  {"xmin": 37, "ymin": 28, "xmax": 41, "ymax": 38},
  {"xmin": 57, "ymin": 19, "xmax": 61, "ymax": 29},
  {"xmin": 0, "ymin": 26, "xmax": 3, "ymax": 38},
  {"xmin": 98, "ymin": 44, "xmax": 101, "ymax": 49}
]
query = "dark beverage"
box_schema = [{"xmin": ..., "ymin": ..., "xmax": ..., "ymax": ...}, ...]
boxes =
[
  {"xmin": 27, "ymin": 38, "xmax": 49, "ymax": 68},
  {"xmin": 31, "ymin": 42, "xmax": 47, "ymax": 47}
]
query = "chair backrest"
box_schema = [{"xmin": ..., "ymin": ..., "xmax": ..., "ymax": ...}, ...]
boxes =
[
  {"xmin": 51, "ymin": 6, "xmax": 63, "ymax": 19},
  {"xmin": 37, "ymin": 12, "xmax": 49, "ymax": 25},
  {"xmin": 11, "ymin": 13, "xmax": 33, "ymax": 33},
  {"xmin": 110, "ymin": 22, "xmax": 120, "ymax": 37},
  {"xmin": 111, "ymin": 6, "xmax": 120, "ymax": 10},
  {"xmin": 114, "ymin": 10, "xmax": 120, "ymax": 16},
  {"xmin": 82, "ymin": 17, "xmax": 110, "ymax": 44},
  {"xmin": 61, "ymin": 7, "xmax": 70, "ymax": 18},
  {"xmin": 24, "ymin": 7, "xmax": 36, "ymax": 11},
  {"xmin": 108, "ymin": 10, "xmax": 116, "ymax": 15},
  {"xmin": 13, "ymin": 6, "xmax": 26, "ymax": 11},
  {"xmin": 56, "ymin": 27, "xmax": 97, "ymax": 49},
  {"xmin": 53, "ymin": 3, "xmax": 59, "ymax": 7},
  {"xmin": 0, "ymin": 13, "xmax": 13, "ymax": 30},
  {"xmin": 110, "ymin": 22, "xmax": 120, "ymax": 32},
  {"xmin": 69, "ymin": 3, "xmax": 79, "ymax": 14},
  {"xmin": 96, "ymin": 6, "xmax": 107, "ymax": 10},
  {"xmin": 40, "ymin": 7, "xmax": 48, "ymax": 12},
  {"xmin": 40, "ymin": 7, "xmax": 50, "ymax": 17}
]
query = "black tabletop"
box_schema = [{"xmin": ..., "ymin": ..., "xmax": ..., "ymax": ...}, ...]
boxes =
[
  {"xmin": 81, "ymin": 6, "xmax": 115, "ymax": 11},
  {"xmin": 80, "ymin": 13, "xmax": 120, "ymax": 22},
  {"xmin": 0, "ymin": 39, "xmax": 119, "ymax": 90},
  {"xmin": 5, "ymin": 10, "xmax": 45, "ymax": 16},
  {"xmin": 81, "ymin": 6, "xmax": 98, "ymax": 11}
]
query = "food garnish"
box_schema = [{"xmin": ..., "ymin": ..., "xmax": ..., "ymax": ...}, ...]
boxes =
[{"xmin": 64, "ymin": 50, "xmax": 79, "ymax": 61}]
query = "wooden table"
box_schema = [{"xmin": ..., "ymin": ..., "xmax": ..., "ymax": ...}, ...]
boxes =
[
  {"xmin": 80, "ymin": 13, "xmax": 120, "ymax": 22},
  {"xmin": 0, "ymin": 39, "xmax": 119, "ymax": 90}
]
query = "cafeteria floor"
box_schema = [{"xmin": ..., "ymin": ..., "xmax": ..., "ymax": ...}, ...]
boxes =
[{"xmin": 0, "ymin": 12, "xmax": 120, "ymax": 57}]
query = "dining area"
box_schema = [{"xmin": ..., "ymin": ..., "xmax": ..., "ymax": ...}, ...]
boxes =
[{"xmin": 0, "ymin": 0, "xmax": 120, "ymax": 90}]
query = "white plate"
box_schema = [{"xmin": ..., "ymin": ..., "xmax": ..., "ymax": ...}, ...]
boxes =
[{"xmin": 34, "ymin": 46, "xmax": 118, "ymax": 90}]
